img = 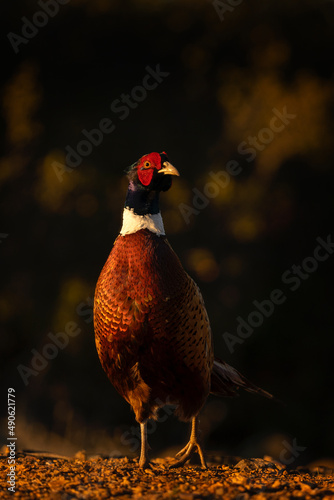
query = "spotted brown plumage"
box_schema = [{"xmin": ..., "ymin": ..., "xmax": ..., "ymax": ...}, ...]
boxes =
[{"xmin": 94, "ymin": 152, "xmax": 273, "ymax": 469}]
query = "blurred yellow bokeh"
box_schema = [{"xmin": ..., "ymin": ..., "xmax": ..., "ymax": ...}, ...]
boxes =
[{"xmin": 186, "ymin": 248, "xmax": 220, "ymax": 282}]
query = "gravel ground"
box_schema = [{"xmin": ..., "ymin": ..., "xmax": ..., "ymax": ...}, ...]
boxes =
[{"xmin": 1, "ymin": 451, "xmax": 334, "ymax": 499}]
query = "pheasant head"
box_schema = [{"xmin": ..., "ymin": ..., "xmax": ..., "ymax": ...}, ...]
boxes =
[{"xmin": 124, "ymin": 152, "xmax": 179, "ymax": 218}]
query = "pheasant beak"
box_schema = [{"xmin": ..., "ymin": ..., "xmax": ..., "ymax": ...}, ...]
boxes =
[{"xmin": 158, "ymin": 161, "xmax": 180, "ymax": 177}]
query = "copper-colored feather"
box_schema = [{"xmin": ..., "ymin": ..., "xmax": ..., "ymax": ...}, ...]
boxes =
[{"xmin": 94, "ymin": 229, "xmax": 214, "ymax": 424}]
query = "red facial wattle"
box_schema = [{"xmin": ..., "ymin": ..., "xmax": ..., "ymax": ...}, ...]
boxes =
[
  {"xmin": 137, "ymin": 168, "xmax": 154, "ymax": 186},
  {"xmin": 136, "ymin": 152, "xmax": 162, "ymax": 186}
]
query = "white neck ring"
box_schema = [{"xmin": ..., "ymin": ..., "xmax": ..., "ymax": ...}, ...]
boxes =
[{"xmin": 120, "ymin": 207, "xmax": 165, "ymax": 236}]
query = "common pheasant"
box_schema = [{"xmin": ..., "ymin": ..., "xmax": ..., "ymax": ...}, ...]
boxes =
[{"xmin": 94, "ymin": 151, "xmax": 273, "ymax": 468}]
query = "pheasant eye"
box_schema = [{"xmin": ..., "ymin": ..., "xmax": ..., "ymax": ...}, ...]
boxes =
[{"xmin": 140, "ymin": 161, "xmax": 151, "ymax": 170}]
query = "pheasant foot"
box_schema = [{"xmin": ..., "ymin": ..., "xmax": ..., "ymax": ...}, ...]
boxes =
[{"xmin": 170, "ymin": 416, "xmax": 207, "ymax": 468}]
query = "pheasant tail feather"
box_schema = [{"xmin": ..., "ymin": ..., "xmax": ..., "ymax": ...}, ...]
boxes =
[{"xmin": 210, "ymin": 358, "xmax": 274, "ymax": 400}]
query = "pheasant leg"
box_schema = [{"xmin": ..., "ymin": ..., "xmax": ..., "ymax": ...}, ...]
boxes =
[
  {"xmin": 170, "ymin": 416, "xmax": 207, "ymax": 468},
  {"xmin": 139, "ymin": 421, "xmax": 150, "ymax": 468}
]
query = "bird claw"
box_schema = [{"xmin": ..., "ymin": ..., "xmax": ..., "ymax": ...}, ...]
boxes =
[
  {"xmin": 139, "ymin": 459, "xmax": 151, "ymax": 469},
  {"xmin": 138, "ymin": 460, "xmax": 161, "ymax": 473},
  {"xmin": 170, "ymin": 441, "xmax": 207, "ymax": 469},
  {"xmin": 175, "ymin": 442, "xmax": 191, "ymax": 459}
]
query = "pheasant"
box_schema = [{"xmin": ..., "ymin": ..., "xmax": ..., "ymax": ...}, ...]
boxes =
[{"xmin": 94, "ymin": 151, "xmax": 273, "ymax": 468}]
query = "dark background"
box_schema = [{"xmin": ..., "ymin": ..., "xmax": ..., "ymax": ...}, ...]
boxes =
[{"xmin": 1, "ymin": 0, "xmax": 334, "ymax": 465}]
